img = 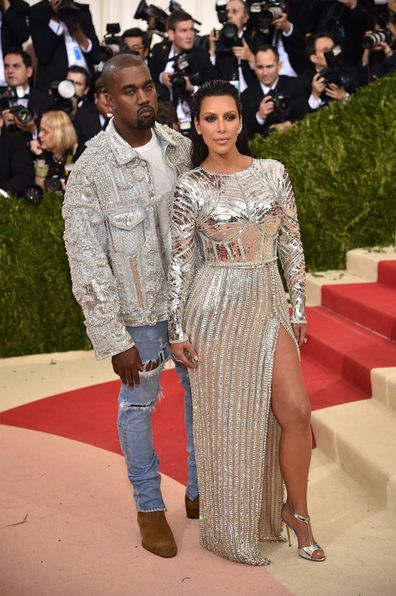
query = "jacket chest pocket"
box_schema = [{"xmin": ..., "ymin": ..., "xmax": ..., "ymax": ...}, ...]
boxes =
[{"xmin": 107, "ymin": 206, "xmax": 146, "ymax": 255}]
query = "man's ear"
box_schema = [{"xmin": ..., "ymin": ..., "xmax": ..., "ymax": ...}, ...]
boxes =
[
  {"xmin": 168, "ymin": 29, "xmax": 175, "ymax": 43},
  {"xmin": 104, "ymin": 92, "xmax": 113, "ymax": 109},
  {"xmin": 27, "ymin": 66, "xmax": 34, "ymax": 80},
  {"xmin": 310, "ymin": 54, "xmax": 318, "ymax": 66}
]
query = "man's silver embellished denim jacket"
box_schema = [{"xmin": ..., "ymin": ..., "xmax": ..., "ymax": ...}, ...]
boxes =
[{"xmin": 62, "ymin": 120, "xmax": 191, "ymax": 360}]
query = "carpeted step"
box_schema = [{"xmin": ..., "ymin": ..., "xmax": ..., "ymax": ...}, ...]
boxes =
[
  {"xmin": 311, "ymin": 399, "xmax": 396, "ymax": 513},
  {"xmin": 378, "ymin": 260, "xmax": 396, "ymax": 288},
  {"xmin": 371, "ymin": 367, "xmax": 396, "ymax": 412},
  {"xmin": 302, "ymin": 306, "xmax": 396, "ymax": 395},
  {"xmin": 321, "ymin": 282, "xmax": 396, "ymax": 341}
]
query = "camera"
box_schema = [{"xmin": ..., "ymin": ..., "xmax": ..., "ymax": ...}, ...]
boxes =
[
  {"xmin": 170, "ymin": 53, "xmax": 199, "ymax": 99},
  {"xmin": 48, "ymin": 79, "xmax": 76, "ymax": 113},
  {"xmin": 362, "ymin": 28, "xmax": 393, "ymax": 49},
  {"xmin": 0, "ymin": 85, "xmax": 34, "ymax": 125},
  {"xmin": 57, "ymin": 0, "xmax": 81, "ymax": 26},
  {"xmin": 318, "ymin": 45, "xmax": 352, "ymax": 88},
  {"xmin": 98, "ymin": 23, "xmax": 125, "ymax": 62},
  {"xmin": 215, "ymin": 0, "xmax": 228, "ymax": 24},
  {"xmin": 133, "ymin": 0, "xmax": 168, "ymax": 37},
  {"xmin": 216, "ymin": 24, "xmax": 243, "ymax": 55},
  {"xmin": 267, "ymin": 89, "xmax": 293, "ymax": 119},
  {"xmin": 8, "ymin": 105, "xmax": 34, "ymax": 124},
  {"xmin": 247, "ymin": 1, "xmax": 287, "ymax": 33}
]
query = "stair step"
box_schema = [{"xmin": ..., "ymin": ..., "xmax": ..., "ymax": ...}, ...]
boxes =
[
  {"xmin": 346, "ymin": 247, "xmax": 396, "ymax": 280},
  {"xmin": 322, "ymin": 282, "xmax": 396, "ymax": 341},
  {"xmin": 311, "ymin": 399, "xmax": 396, "ymax": 512},
  {"xmin": 371, "ymin": 367, "xmax": 396, "ymax": 412},
  {"xmin": 305, "ymin": 271, "xmax": 370, "ymax": 307},
  {"xmin": 301, "ymin": 355, "xmax": 368, "ymax": 410},
  {"xmin": 378, "ymin": 260, "xmax": 396, "ymax": 288},
  {"xmin": 303, "ymin": 306, "xmax": 396, "ymax": 395}
]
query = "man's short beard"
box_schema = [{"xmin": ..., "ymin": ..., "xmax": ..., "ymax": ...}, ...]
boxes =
[{"xmin": 137, "ymin": 116, "xmax": 156, "ymax": 129}]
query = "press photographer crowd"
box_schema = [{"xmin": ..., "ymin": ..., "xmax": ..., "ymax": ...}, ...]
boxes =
[{"xmin": 0, "ymin": 0, "xmax": 395, "ymax": 201}]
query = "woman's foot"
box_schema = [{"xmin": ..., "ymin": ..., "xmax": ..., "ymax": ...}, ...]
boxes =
[{"xmin": 281, "ymin": 502, "xmax": 326, "ymax": 562}]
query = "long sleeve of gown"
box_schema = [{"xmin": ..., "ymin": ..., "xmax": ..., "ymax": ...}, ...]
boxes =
[
  {"xmin": 277, "ymin": 164, "xmax": 306, "ymax": 324},
  {"xmin": 168, "ymin": 177, "xmax": 200, "ymax": 343}
]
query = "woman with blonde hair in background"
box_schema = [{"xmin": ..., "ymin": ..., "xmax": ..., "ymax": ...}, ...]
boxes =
[{"xmin": 30, "ymin": 110, "xmax": 77, "ymax": 193}]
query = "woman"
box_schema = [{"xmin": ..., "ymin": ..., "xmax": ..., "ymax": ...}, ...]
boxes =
[
  {"xmin": 30, "ymin": 110, "xmax": 77, "ymax": 192},
  {"xmin": 168, "ymin": 80, "xmax": 325, "ymax": 565}
]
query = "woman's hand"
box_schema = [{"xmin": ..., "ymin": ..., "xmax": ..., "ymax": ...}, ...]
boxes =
[
  {"xmin": 292, "ymin": 323, "xmax": 307, "ymax": 347},
  {"xmin": 171, "ymin": 341, "xmax": 198, "ymax": 370}
]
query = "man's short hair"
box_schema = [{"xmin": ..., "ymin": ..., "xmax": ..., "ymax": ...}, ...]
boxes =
[
  {"xmin": 4, "ymin": 47, "xmax": 32, "ymax": 68},
  {"xmin": 122, "ymin": 27, "xmax": 150, "ymax": 49},
  {"xmin": 166, "ymin": 10, "xmax": 193, "ymax": 31},
  {"xmin": 255, "ymin": 45, "xmax": 280, "ymax": 62},
  {"xmin": 101, "ymin": 53, "xmax": 147, "ymax": 92},
  {"xmin": 305, "ymin": 33, "xmax": 335, "ymax": 57},
  {"xmin": 67, "ymin": 65, "xmax": 91, "ymax": 87}
]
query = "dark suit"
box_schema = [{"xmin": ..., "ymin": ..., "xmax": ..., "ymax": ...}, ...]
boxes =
[
  {"xmin": 28, "ymin": 87, "xmax": 54, "ymax": 119},
  {"xmin": 1, "ymin": 0, "xmax": 30, "ymax": 53},
  {"xmin": 298, "ymin": 63, "xmax": 360, "ymax": 113},
  {"xmin": 241, "ymin": 76, "xmax": 307, "ymax": 137},
  {"xmin": 148, "ymin": 41, "xmax": 217, "ymax": 101},
  {"xmin": 0, "ymin": 130, "xmax": 34, "ymax": 196},
  {"xmin": 73, "ymin": 102, "xmax": 107, "ymax": 159},
  {"xmin": 30, "ymin": 0, "xmax": 101, "ymax": 91}
]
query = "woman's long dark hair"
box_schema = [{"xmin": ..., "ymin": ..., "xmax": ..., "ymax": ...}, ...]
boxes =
[{"xmin": 190, "ymin": 80, "xmax": 251, "ymax": 168}]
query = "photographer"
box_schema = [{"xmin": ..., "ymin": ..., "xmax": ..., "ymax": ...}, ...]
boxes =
[
  {"xmin": 241, "ymin": 45, "xmax": 307, "ymax": 137},
  {"xmin": 360, "ymin": 10, "xmax": 396, "ymax": 82},
  {"xmin": 30, "ymin": 110, "xmax": 77, "ymax": 193},
  {"xmin": 2, "ymin": 48, "xmax": 53, "ymax": 137},
  {"xmin": 73, "ymin": 75, "xmax": 112, "ymax": 159},
  {"xmin": 298, "ymin": 0, "xmax": 375, "ymax": 67},
  {"xmin": 0, "ymin": 1, "xmax": 30, "ymax": 85},
  {"xmin": 299, "ymin": 33, "xmax": 359, "ymax": 111},
  {"xmin": 122, "ymin": 27, "xmax": 150, "ymax": 62},
  {"xmin": 66, "ymin": 64, "xmax": 91, "ymax": 111},
  {"xmin": 149, "ymin": 10, "xmax": 216, "ymax": 102},
  {"xmin": 30, "ymin": 0, "xmax": 101, "ymax": 91},
  {"xmin": 0, "ymin": 109, "xmax": 34, "ymax": 197}
]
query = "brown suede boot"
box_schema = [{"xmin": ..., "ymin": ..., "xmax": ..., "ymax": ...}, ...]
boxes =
[
  {"xmin": 137, "ymin": 511, "xmax": 177, "ymax": 558},
  {"xmin": 185, "ymin": 494, "xmax": 200, "ymax": 519}
]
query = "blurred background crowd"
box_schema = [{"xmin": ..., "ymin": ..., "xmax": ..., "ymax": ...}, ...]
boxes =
[{"xmin": 0, "ymin": 0, "xmax": 395, "ymax": 201}]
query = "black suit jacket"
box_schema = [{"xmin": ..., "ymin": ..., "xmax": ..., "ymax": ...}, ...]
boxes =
[
  {"xmin": 28, "ymin": 88, "xmax": 54, "ymax": 119},
  {"xmin": 30, "ymin": 0, "xmax": 101, "ymax": 91},
  {"xmin": 148, "ymin": 41, "xmax": 217, "ymax": 101},
  {"xmin": 1, "ymin": 0, "xmax": 30, "ymax": 53},
  {"xmin": 0, "ymin": 130, "xmax": 34, "ymax": 196},
  {"xmin": 73, "ymin": 102, "xmax": 105, "ymax": 159},
  {"xmin": 241, "ymin": 76, "xmax": 307, "ymax": 137}
]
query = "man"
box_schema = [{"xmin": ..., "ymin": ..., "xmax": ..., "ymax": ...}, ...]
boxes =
[
  {"xmin": 2, "ymin": 48, "xmax": 53, "ymax": 135},
  {"xmin": 299, "ymin": 33, "xmax": 359, "ymax": 113},
  {"xmin": 0, "ymin": 109, "xmax": 34, "ymax": 197},
  {"xmin": 66, "ymin": 64, "xmax": 91, "ymax": 108},
  {"xmin": 30, "ymin": 0, "xmax": 101, "ymax": 90},
  {"xmin": 149, "ymin": 10, "xmax": 216, "ymax": 103},
  {"xmin": 0, "ymin": 0, "xmax": 30, "ymax": 85},
  {"xmin": 73, "ymin": 75, "xmax": 112, "ymax": 158},
  {"xmin": 122, "ymin": 27, "xmax": 150, "ymax": 62},
  {"xmin": 241, "ymin": 45, "xmax": 307, "ymax": 137},
  {"xmin": 209, "ymin": 0, "xmax": 256, "ymax": 91},
  {"xmin": 63, "ymin": 54, "xmax": 198, "ymax": 559}
]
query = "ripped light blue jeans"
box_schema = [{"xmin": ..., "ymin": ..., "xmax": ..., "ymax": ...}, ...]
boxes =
[{"xmin": 117, "ymin": 320, "xmax": 198, "ymax": 512}]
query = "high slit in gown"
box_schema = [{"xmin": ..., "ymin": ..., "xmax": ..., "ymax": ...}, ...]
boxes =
[{"xmin": 168, "ymin": 159, "xmax": 306, "ymax": 565}]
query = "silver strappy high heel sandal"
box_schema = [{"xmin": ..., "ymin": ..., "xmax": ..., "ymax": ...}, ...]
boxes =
[{"xmin": 282, "ymin": 502, "xmax": 326, "ymax": 562}]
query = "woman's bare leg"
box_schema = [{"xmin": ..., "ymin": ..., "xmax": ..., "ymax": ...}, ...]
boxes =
[{"xmin": 271, "ymin": 325, "xmax": 325, "ymax": 560}]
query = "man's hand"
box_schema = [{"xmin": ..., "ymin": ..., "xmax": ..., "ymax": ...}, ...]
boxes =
[
  {"xmin": 112, "ymin": 346, "xmax": 143, "ymax": 387},
  {"xmin": 15, "ymin": 119, "xmax": 37, "ymax": 136},
  {"xmin": 269, "ymin": 120, "xmax": 293, "ymax": 132},
  {"xmin": 183, "ymin": 76, "xmax": 194, "ymax": 93},
  {"xmin": 2, "ymin": 109, "xmax": 15, "ymax": 129},
  {"xmin": 337, "ymin": 0, "xmax": 358, "ymax": 9},
  {"xmin": 272, "ymin": 13, "xmax": 292, "ymax": 34},
  {"xmin": 160, "ymin": 71, "xmax": 173, "ymax": 89},
  {"xmin": 171, "ymin": 341, "xmax": 198, "ymax": 370},
  {"xmin": 257, "ymin": 95, "xmax": 275, "ymax": 120},
  {"xmin": 325, "ymin": 82, "xmax": 348, "ymax": 101},
  {"xmin": 311, "ymin": 73, "xmax": 326, "ymax": 98},
  {"xmin": 209, "ymin": 28, "xmax": 219, "ymax": 57},
  {"xmin": 232, "ymin": 39, "xmax": 254, "ymax": 63}
]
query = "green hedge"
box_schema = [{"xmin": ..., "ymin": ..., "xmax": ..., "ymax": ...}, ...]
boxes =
[
  {"xmin": 251, "ymin": 73, "xmax": 396, "ymax": 271},
  {"xmin": 0, "ymin": 195, "xmax": 90, "ymax": 357},
  {"xmin": 1, "ymin": 74, "xmax": 395, "ymax": 357}
]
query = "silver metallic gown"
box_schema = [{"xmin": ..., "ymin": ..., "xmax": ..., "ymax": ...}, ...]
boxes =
[{"xmin": 168, "ymin": 159, "xmax": 306, "ymax": 565}]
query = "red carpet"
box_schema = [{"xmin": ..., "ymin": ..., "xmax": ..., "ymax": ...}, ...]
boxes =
[{"xmin": 1, "ymin": 259, "xmax": 395, "ymax": 486}]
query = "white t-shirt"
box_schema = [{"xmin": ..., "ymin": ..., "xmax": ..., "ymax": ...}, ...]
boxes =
[{"xmin": 134, "ymin": 131, "xmax": 176, "ymax": 259}]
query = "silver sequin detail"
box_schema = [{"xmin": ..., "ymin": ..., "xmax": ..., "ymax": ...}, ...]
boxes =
[{"xmin": 168, "ymin": 159, "xmax": 306, "ymax": 565}]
